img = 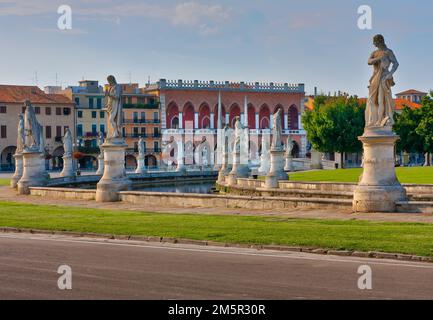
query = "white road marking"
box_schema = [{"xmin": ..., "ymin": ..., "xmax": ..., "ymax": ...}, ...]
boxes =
[{"xmin": 0, "ymin": 233, "xmax": 433, "ymax": 270}]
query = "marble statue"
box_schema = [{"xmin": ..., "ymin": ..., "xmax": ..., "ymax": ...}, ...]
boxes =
[
  {"xmin": 233, "ymin": 116, "xmax": 243, "ymax": 153},
  {"xmin": 23, "ymin": 100, "xmax": 43, "ymax": 152},
  {"xmin": 63, "ymin": 129, "xmax": 73, "ymax": 157},
  {"xmin": 16, "ymin": 114, "xmax": 25, "ymax": 154},
  {"xmin": 271, "ymin": 109, "xmax": 283, "ymax": 150},
  {"xmin": 138, "ymin": 137, "xmax": 145, "ymax": 157},
  {"xmin": 286, "ymin": 135, "xmax": 294, "ymax": 157},
  {"xmin": 105, "ymin": 75, "xmax": 123, "ymax": 140},
  {"xmin": 202, "ymin": 146, "xmax": 208, "ymax": 166},
  {"xmin": 365, "ymin": 34, "xmax": 399, "ymax": 128},
  {"xmin": 98, "ymin": 132, "xmax": 105, "ymax": 147}
]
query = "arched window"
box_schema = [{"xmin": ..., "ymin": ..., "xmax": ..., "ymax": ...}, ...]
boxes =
[
  {"xmin": 259, "ymin": 104, "xmax": 270, "ymax": 129},
  {"xmin": 183, "ymin": 103, "xmax": 195, "ymax": 129},
  {"xmin": 213, "ymin": 104, "xmax": 226, "ymax": 129},
  {"xmin": 248, "ymin": 104, "xmax": 256, "ymax": 129},
  {"xmin": 288, "ymin": 105, "xmax": 299, "ymax": 130},
  {"xmin": 166, "ymin": 102, "xmax": 179, "ymax": 129},
  {"xmin": 229, "ymin": 104, "xmax": 241, "ymax": 128},
  {"xmin": 198, "ymin": 103, "xmax": 211, "ymax": 129}
]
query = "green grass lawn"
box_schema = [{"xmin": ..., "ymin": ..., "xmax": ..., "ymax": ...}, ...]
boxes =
[
  {"xmin": 1, "ymin": 201, "xmax": 433, "ymax": 257},
  {"xmin": 0, "ymin": 179, "xmax": 10, "ymax": 186},
  {"xmin": 289, "ymin": 167, "xmax": 433, "ymax": 184}
]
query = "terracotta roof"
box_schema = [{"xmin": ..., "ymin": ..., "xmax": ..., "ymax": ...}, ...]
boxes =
[
  {"xmin": 394, "ymin": 98, "xmax": 421, "ymax": 110},
  {"xmin": 0, "ymin": 85, "xmax": 73, "ymax": 104},
  {"xmin": 396, "ymin": 89, "xmax": 427, "ymax": 96}
]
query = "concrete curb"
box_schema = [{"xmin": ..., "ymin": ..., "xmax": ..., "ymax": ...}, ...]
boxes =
[{"xmin": 1, "ymin": 226, "xmax": 431, "ymax": 263}]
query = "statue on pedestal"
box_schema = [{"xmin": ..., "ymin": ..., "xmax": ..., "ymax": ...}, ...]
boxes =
[
  {"xmin": 63, "ymin": 129, "xmax": 73, "ymax": 157},
  {"xmin": 23, "ymin": 100, "xmax": 43, "ymax": 152},
  {"xmin": 365, "ymin": 34, "xmax": 399, "ymax": 128},
  {"xmin": 138, "ymin": 137, "xmax": 145, "ymax": 158},
  {"xmin": 17, "ymin": 114, "xmax": 25, "ymax": 154},
  {"xmin": 271, "ymin": 109, "xmax": 283, "ymax": 151},
  {"xmin": 353, "ymin": 35, "xmax": 406, "ymax": 213},
  {"xmin": 105, "ymin": 75, "xmax": 123, "ymax": 140}
]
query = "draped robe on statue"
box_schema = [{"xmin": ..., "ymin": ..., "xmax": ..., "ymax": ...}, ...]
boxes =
[{"xmin": 365, "ymin": 49, "xmax": 396, "ymax": 127}]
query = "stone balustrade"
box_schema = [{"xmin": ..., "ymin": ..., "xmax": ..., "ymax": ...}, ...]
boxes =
[{"xmin": 157, "ymin": 79, "xmax": 305, "ymax": 93}]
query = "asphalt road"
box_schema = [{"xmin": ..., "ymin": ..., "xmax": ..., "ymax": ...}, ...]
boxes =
[{"xmin": 1, "ymin": 233, "xmax": 433, "ymax": 300}]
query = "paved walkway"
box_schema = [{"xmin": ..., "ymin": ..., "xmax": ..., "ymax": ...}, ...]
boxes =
[{"xmin": 1, "ymin": 186, "xmax": 433, "ymax": 223}]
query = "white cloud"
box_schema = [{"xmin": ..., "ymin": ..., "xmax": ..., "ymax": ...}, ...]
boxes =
[{"xmin": 0, "ymin": 0, "xmax": 232, "ymax": 35}]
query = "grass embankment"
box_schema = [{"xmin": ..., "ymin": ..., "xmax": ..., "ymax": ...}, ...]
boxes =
[
  {"xmin": 1, "ymin": 201, "xmax": 433, "ymax": 257},
  {"xmin": 289, "ymin": 167, "xmax": 433, "ymax": 184}
]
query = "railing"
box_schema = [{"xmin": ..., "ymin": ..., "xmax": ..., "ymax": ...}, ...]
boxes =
[
  {"xmin": 78, "ymin": 147, "xmax": 100, "ymax": 154},
  {"xmin": 125, "ymin": 134, "xmax": 162, "ymax": 138},
  {"xmin": 158, "ymin": 79, "xmax": 305, "ymax": 93},
  {"xmin": 123, "ymin": 119, "xmax": 161, "ymax": 124},
  {"xmin": 123, "ymin": 103, "xmax": 160, "ymax": 110},
  {"xmin": 126, "ymin": 148, "xmax": 162, "ymax": 153}
]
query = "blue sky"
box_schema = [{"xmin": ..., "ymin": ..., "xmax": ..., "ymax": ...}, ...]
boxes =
[{"xmin": 0, "ymin": 0, "xmax": 432, "ymax": 96}]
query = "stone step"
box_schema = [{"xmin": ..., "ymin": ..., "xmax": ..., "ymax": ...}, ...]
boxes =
[
  {"xmin": 257, "ymin": 188, "xmax": 354, "ymax": 199},
  {"xmin": 407, "ymin": 194, "xmax": 433, "ymax": 201},
  {"xmin": 396, "ymin": 201, "xmax": 433, "ymax": 214}
]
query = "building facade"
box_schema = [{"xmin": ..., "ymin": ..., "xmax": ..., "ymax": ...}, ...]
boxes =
[
  {"xmin": 61, "ymin": 80, "xmax": 105, "ymax": 169},
  {"xmin": 145, "ymin": 79, "xmax": 306, "ymax": 166},
  {"xmin": 0, "ymin": 85, "xmax": 75, "ymax": 171},
  {"xmin": 118, "ymin": 83, "xmax": 161, "ymax": 169},
  {"xmin": 396, "ymin": 89, "xmax": 427, "ymax": 104}
]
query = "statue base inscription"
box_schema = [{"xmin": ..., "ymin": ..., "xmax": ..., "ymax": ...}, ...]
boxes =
[
  {"xmin": 17, "ymin": 151, "xmax": 49, "ymax": 195},
  {"xmin": 10, "ymin": 153, "xmax": 23, "ymax": 189},
  {"xmin": 353, "ymin": 127, "xmax": 407, "ymax": 212},
  {"xmin": 96, "ymin": 140, "xmax": 131, "ymax": 202}
]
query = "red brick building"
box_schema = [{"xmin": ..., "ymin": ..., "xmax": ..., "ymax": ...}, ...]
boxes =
[{"xmin": 145, "ymin": 79, "xmax": 306, "ymax": 165}]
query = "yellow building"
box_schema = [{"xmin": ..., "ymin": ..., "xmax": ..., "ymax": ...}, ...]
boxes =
[
  {"xmin": 118, "ymin": 83, "xmax": 161, "ymax": 168},
  {"xmin": 62, "ymin": 81, "xmax": 161, "ymax": 170}
]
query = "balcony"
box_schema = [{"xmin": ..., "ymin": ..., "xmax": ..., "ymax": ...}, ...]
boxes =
[
  {"xmin": 125, "ymin": 133, "xmax": 162, "ymax": 139},
  {"xmin": 123, "ymin": 103, "xmax": 160, "ymax": 110},
  {"xmin": 78, "ymin": 146, "xmax": 100, "ymax": 154},
  {"xmin": 126, "ymin": 148, "xmax": 162, "ymax": 153},
  {"xmin": 123, "ymin": 119, "xmax": 161, "ymax": 124}
]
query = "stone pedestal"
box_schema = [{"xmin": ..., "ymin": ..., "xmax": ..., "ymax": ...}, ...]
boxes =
[
  {"xmin": 258, "ymin": 153, "xmax": 270, "ymax": 176},
  {"xmin": 353, "ymin": 127, "xmax": 407, "ymax": 212},
  {"xmin": 17, "ymin": 150, "xmax": 49, "ymax": 195},
  {"xmin": 284, "ymin": 155, "xmax": 293, "ymax": 172},
  {"xmin": 60, "ymin": 155, "xmax": 75, "ymax": 178},
  {"xmin": 96, "ymin": 140, "xmax": 131, "ymax": 202},
  {"xmin": 10, "ymin": 153, "xmax": 23, "ymax": 189},
  {"xmin": 268, "ymin": 149, "xmax": 287, "ymax": 181},
  {"xmin": 136, "ymin": 156, "xmax": 145, "ymax": 174},
  {"xmin": 96, "ymin": 153, "xmax": 104, "ymax": 175},
  {"xmin": 310, "ymin": 150, "xmax": 323, "ymax": 169},
  {"xmin": 226, "ymin": 150, "xmax": 250, "ymax": 186}
]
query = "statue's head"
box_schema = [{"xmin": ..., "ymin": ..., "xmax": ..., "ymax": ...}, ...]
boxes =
[
  {"xmin": 24, "ymin": 100, "xmax": 31, "ymax": 107},
  {"xmin": 107, "ymin": 75, "xmax": 117, "ymax": 85},
  {"xmin": 373, "ymin": 34, "xmax": 385, "ymax": 48}
]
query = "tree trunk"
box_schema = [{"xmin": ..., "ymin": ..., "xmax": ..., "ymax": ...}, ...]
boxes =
[{"xmin": 340, "ymin": 152, "xmax": 345, "ymax": 169}]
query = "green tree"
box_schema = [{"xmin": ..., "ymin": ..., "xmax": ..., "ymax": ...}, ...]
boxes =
[
  {"xmin": 393, "ymin": 106, "xmax": 423, "ymax": 155},
  {"xmin": 302, "ymin": 96, "xmax": 365, "ymax": 168},
  {"xmin": 415, "ymin": 93, "xmax": 433, "ymax": 165}
]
